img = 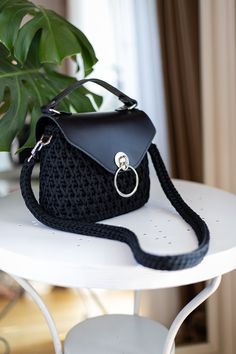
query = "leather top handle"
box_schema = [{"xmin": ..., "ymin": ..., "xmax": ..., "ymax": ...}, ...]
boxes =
[{"xmin": 42, "ymin": 78, "xmax": 137, "ymax": 114}]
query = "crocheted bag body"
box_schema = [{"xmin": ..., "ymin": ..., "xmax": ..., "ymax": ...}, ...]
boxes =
[{"xmin": 39, "ymin": 124, "xmax": 150, "ymax": 222}]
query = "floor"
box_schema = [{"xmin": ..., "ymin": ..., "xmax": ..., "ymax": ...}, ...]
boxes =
[{"xmin": 0, "ymin": 286, "xmax": 133, "ymax": 354}]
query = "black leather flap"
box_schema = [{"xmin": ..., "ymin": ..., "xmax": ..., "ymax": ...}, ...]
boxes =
[{"xmin": 36, "ymin": 109, "xmax": 156, "ymax": 174}]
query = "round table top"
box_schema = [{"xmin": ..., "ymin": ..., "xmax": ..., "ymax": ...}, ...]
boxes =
[{"xmin": 0, "ymin": 179, "xmax": 236, "ymax": 290}]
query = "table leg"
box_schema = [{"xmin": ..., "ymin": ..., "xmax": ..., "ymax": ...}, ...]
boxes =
[
  {"xmin": 133, "ymin": 290, "xmax": 141, "ymax": 315},
  {"xmin": 162, "ymin": 275, "xmax": 222, "ymax": 354},
  {"xmin": 10, "ymin": 274, "xmax": 63, "ymax": 354}
]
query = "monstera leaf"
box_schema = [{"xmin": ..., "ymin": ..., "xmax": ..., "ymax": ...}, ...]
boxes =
[{"xmin": 0, "ymin": 0, "xmax": 101, "ymax": 151}]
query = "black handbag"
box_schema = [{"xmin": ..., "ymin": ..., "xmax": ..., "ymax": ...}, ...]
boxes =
[{"xmin": 20, "ymin": 78, "xmax": 209, "ymax": 270}]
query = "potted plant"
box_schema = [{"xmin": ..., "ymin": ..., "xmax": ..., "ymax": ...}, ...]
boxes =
[{"xmin": 0, "ymin": 0, "xmax": 102, "ymax": 152}]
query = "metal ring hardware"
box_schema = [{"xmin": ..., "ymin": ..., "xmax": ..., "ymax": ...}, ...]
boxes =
[
  {"xmin": 28, "ymin": 135, "xmax": 52, "ymax": 162},
  {"xmin": 127, "ymin": 102, "xmax": 137, "ymax": 110},
  {"xmin": 114, "ymin": 152, "xmax": 139, "ymax": 198},
  {"xmin": 49, "ymin": 108, "xmax": 61, "ymax": 115},
  {"xmin": 115, "ymin": 102, "xmax": 137, "ymax": 112}
]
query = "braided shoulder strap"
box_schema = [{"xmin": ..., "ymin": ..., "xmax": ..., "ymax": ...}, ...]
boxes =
[{"xmin": 20, "ymin": 143, "xmax": 209, "ymax": 271}]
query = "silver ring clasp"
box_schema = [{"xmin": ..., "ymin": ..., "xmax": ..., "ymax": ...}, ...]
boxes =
[{"xmin": 114, "ymin": 152, "xmax": 139, "ymax": 198}]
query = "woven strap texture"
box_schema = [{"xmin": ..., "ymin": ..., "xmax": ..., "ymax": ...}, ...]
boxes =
[{"xmin": 20, "ymin": 143, "xmax": 209, "ymax": 271}]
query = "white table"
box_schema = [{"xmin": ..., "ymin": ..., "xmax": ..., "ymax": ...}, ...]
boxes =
[{"xmin": 1, "ymin": 179, "xmax": 236, "ymax": 354}]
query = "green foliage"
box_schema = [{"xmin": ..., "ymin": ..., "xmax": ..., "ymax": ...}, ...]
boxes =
[{"xmin": 0, "ymin": 0, "xmax": 101, "ymax": 151}]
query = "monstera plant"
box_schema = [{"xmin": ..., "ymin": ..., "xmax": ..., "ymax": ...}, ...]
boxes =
[{"xmin": 0, "ymin": 0, "xmax": 102, "ymax": 151}]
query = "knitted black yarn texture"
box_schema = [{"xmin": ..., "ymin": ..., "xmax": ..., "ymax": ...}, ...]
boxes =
[
  {"xmin": 20, "ymin": 141, "xmax": 210, "ymax": 270},
  {"xmin": 148, "ymin": 144, "xmax": 210, "ymax": 261},
  {"xmin": 39, "ymin": 125, "xmax": 150, "ymax": 222}
]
